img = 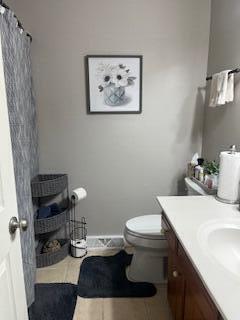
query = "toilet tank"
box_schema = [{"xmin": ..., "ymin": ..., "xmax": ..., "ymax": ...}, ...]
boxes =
[{"xmin": 184, "ymin": 177, "xmax": 208, "ymax": 195}]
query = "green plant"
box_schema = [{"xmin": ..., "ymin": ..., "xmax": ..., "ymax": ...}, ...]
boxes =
[{"xmin": 204, "ymin": 160, "xmax": 219, "ymax": 175}]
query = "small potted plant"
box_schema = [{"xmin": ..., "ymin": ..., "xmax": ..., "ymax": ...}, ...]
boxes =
[{"xmin": 203, "ymin": 161, "xmax": 219, "ymax": 189}]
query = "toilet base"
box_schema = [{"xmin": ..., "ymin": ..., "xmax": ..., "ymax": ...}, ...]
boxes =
[{"xmin": 127, "ymin": 246, "xmax": 168, "ymax": 284}]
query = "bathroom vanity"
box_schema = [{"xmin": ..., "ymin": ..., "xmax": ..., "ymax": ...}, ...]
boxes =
[
  {"xmin": 157, "ymin": 196, "xmax": 240, "ymax": 320},
  {"xmin": 162, "ymin": 212, "xmax": 221, "ymax": 320}
]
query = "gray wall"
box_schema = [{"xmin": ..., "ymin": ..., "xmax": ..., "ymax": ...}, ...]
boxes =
[
  {"xmin": 202, "ymin": 0, "xmax": 240, "ymax": 160},
  {"xmin": 8, "ymin": 0, "xmax": 211, "ymax": 235}
]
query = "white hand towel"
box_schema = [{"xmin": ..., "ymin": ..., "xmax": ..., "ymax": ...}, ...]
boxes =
[
  {"xmin": 226, "ymin": 73, "xmax": 234, "ymax": 103},
  {"xmin": 209, "ymin": 70, "xmax": 234, "ymax": 107},
  {"xmin": 209, "ymin": 73, "xmax": 219, "ymax": 107},
  {"xmin": 217, "ymin": 70, "xmax": 230, "ymax": 105}
]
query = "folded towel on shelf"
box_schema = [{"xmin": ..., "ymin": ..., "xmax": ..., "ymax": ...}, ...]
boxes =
[
  {"xmin": 37, "ymin": 203, "xmax": 61, "ymax": 219},
  {"xmin": 49, "ymin": 203, "xmax": 61, "ymax": 215},
  {"xmin": 37, "ymin": 206, "xmax": 51, "ymax": 219},
  {"xmin": 209, "ymin": 70, "xmax": 234, "ymax": 107}
]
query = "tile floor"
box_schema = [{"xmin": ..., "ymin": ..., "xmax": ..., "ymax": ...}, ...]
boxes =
[{"xmin": 36, "ymin": 249, "xmax": 173, "ymax": 320}]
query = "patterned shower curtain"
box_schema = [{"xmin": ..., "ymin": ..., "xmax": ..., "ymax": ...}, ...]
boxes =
[{"xmin": 0, "ymin": 9, "xmax": 38, "ymax": 306}]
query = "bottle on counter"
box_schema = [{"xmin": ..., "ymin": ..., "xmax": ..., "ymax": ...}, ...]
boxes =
[
  {"xmin": 194, "ymin": 158, "xmax": 204, "ymax": 180},
  {"xmin": 187, "ymin": 153, "xmax": 199, "ymax": 177},
  {"xmin": 199, "ymin": 167, "xmax": 204, "ymax": 182}
]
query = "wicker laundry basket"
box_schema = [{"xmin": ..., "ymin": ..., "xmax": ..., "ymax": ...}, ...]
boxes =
[
  {"xmin": 36, "ymin": 239, "xmax": 70, "ymax": 268},
  {"xmin": 31, "ymin": 174, "xmax": 68, "ymax": 197}
]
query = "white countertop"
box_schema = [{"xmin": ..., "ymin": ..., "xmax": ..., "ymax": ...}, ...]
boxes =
[{"xmin": 157, "ymin": 195, "xmax": 240, "ymax": 320}]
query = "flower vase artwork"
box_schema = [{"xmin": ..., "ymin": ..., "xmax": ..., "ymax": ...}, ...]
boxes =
[
  {"xmin": 86, "ymin": 55, "xmax": 142, "ymax": 113},
  {"xmin": 97, "ymin": 63, "xmax": 136, "ymax": 106}
]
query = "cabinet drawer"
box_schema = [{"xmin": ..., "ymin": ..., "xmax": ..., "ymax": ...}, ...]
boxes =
[
  {"xmin": 178, "ymin": 244, "xmax": 219, "ymax": 320},
  {"xmin": 162, "ymin": 213, "xmax": 177, "ymax": 252}
]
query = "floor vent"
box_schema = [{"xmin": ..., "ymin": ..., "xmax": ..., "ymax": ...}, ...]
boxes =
[{"xmin": 86, "ymin": 236, "xmax": 124, "ymax": 249}]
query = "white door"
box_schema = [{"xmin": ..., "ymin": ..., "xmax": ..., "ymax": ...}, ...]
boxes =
[{"xmin": 0, "ymin": 32, "xmax": 28, "ymax": 320}]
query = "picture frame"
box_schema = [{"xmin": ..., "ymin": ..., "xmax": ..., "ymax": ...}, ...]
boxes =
[{"xmin": 85, "ymin": 55, "xmax": 142, "ymax": 114}]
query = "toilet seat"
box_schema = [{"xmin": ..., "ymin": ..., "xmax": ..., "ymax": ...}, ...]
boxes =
[{"xmin": 125, "ymin": 215, "xmax": 165, "ymax": 240}]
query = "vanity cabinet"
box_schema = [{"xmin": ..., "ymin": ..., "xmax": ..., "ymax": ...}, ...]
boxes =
[
  {"xmin": 168, "ymin": 248, "xmax": 185, "ymax": 319},
  {"xmin": 162, "ymin": 213, "xmax": 222, "ymax": 320}
]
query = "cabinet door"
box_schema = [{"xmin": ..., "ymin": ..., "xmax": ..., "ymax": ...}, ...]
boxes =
[
  {"xmin": 163, "ymin": 212, "xmax": 220, "ymax": 320},
  {"xmin": 184, "ymin": 284, "xmax": 207, "ymax": 320},
  {"xmin": 178, "ymin": 245, "xmax": 219, "ymax": 320},
  {"xmin": 163, "ymin": 214, "xmax": 185, "ymax": 320},
  {"xmin": 168, "ymin": 249, "xmax": 185, "ymax": 320}
]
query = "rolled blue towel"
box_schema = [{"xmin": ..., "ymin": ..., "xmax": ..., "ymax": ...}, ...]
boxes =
[
  {"xmin": 49, "ymin": 203, "xmax": 61, "ymax": 215},
  {"xmin": 37, "ymin": 206, "xmax": 51, "ymax": 219},
  {"xmin": 37, "ymin": 203, "xmax": 62, "ymax": 219}
]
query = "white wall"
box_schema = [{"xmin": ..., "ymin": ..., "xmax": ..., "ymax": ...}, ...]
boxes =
[
  {"xmin": 202, "ymin": 0, "xmax": 240, "ymax": 160},
  {"xmin": 8, "ymin": 0, "xmax": 211, "ymax": 235}
]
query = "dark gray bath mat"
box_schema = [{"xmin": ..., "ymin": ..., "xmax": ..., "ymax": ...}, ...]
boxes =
[
  {"xmin": 77, "ymin": 250, "xmax": 156, "ymax": 298},
  {"xmin": 28, "ymin": 283, "xmax": 77, "ymax": 320}
]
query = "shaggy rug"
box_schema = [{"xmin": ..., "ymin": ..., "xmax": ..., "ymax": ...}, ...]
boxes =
[{"xmin": 77, "ymin": 250, "xmax": 156, "ymax": 298}]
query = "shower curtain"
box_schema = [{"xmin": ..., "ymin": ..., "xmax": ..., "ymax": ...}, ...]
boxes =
[{"xmin": 0, "ymin": 9, "xmax": 38, "ymax": 306}]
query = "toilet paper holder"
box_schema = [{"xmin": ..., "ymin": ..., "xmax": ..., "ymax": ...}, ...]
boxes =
[{"xmin": 70, "ymin": 189, "xmax": 88, "ymax": 258}]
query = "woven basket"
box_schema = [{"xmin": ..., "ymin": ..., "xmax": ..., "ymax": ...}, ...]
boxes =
[
  {"xmin": 31, "ymin": 174, "xmax": 68, "ymax": 197},
  {"xmin": 34, "ymin": 208, "xmax": 69, "ymax": 235},
  {"xmin": 36, "ymin": 239, "xmax": 70, "ymax": 268}
]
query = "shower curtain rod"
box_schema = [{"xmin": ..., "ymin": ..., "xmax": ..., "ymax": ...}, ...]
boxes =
[{"xmin": 0, "ymin": 1, "xmax": 32, "ymax": 42}]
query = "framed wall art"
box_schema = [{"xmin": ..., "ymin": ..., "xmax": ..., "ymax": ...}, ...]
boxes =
[{"xmin": 85, "ymin": 55, "xmax": 142, "ymax": 114}]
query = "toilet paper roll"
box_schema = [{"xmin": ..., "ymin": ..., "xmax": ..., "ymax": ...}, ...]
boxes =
[
  {"xmin": 217, "ymin": 151, "xmax": 240, "ymax": 203},
  {"xmin": 71, "ymin": 240, "xmax": 87, "ymax": 258},
  {"xmin": 71, "ymin": 188, "xmax": 87, "ymax": 202}
]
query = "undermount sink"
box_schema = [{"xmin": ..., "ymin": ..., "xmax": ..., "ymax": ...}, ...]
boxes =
[{"xmin": 198, "ymin": 219, "xmax": 240, "ymax": 277}]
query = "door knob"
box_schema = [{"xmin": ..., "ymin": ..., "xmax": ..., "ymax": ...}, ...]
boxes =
[
  {"xmin": 9, "ymin": 217, "xmax": 28, "ymax": 235},
  {"xmin": 173, "ymin": 270, "xmax": 179, "ymax": 278}
]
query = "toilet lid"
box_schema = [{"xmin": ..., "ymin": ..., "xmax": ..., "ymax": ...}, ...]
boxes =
[{"xmin": 126, "ymin": 215, "xmax": 163, "ymax": 236}]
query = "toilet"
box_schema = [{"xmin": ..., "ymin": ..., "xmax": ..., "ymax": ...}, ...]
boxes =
[
  {"xmin": 124, "ymin": 215, "xmax": 167, "ymax": 283},
  {"xmin": 123, "ymin": 178, "xmax": 208, "ymax": 284}
]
